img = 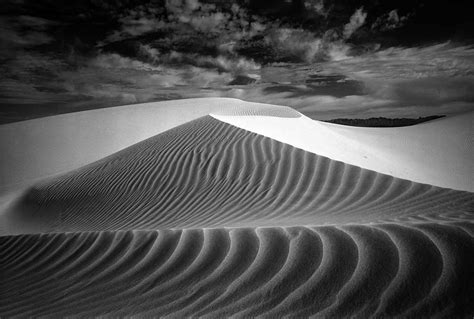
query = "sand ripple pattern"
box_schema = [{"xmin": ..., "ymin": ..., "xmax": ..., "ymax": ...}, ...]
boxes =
[
  {"xmin": 210, "ymin": 102, "xmax": 302, "ymax": 117},
  {"xmin": 11, "ymin": 116, "xmax": 473, "ymax": 233},
  {"xmin": 1, "ymin": 225, "xmax": 473, "ymax": 317},
  {"xmin": 2, "ymin": 116, "xmax": 473, "ymax": 317}
]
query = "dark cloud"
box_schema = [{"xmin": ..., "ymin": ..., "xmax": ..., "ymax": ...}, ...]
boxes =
[
  {"xmin": 263, "ymin": 75, "xmax": 364, "ymax": 98},
  {"xmin": 0, "ymin": 0, "xmax": 474, "ymax": 123},
  {"xmin": 0, "ymin": 15, "xmax": 55, "ymax": 52}
]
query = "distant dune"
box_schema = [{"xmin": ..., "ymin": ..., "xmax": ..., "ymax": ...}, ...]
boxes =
[{"xmin": 1, "ymin": 99, "xmax": 473, "ymax": 317}]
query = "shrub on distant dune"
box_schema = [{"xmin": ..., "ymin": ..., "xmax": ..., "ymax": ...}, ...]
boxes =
[{"xmin": 325, "ymin": 115, "xmax": 445, "ymax": 127}]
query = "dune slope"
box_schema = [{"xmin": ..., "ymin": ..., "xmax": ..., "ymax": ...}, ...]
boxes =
[
  {"xmin": 212, "ymin": 110, "xmax": 474, "ymax": 192},
  {"xmin": 1, "ymin": 225, "xmax": 473, "ymax": 317},
  {"xmin": 0, "ymin": 98, "xmax": 273, "ymax": 193},
  {"xmin": 2, "ymin": 116, "xmax": 472, "ymax": 234},
  {"xmin": 1, "ymin": 103, "xmax": 473, "ymax": 317}
]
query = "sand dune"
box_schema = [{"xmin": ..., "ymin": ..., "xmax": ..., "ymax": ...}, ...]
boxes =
[
  {"xmin": 2, "ymin": 116, "xmax": 472, "ymax": 234},
  {"xmin": 1, "ymin": 99, "xmax": 473, "ymax": 317},
  {"xmin": 212, "ymin": 109, "xmax": 474, "ymax": 192},
  {"xmin": 1, "ymin": 225, "xmax": 472, "ymax": 317},
  {"xmin": 0, "ymin": 98, "xmax": 270, "ymax": 193}
]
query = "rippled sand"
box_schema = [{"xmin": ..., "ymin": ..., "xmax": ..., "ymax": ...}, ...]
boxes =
[{"xmin": 1, "ymin": 99, "xmax": 473, "ymax": 317}]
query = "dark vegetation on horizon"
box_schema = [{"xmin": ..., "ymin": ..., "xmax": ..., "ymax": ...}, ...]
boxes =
[{"xmin": 325, "ymin": 115, "xmax": 445, "ymax": 127}]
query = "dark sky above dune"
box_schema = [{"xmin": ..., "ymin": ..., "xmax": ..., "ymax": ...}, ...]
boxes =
[{"xmin": 1, "ymin": 0, "xmax": 473, "ymax": 123}]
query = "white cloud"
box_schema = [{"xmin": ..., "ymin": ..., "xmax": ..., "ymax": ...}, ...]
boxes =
[
  {"xmin": 304, "ymin": 0, "xmax": 327, "ymax": 16},
  {"xmin": 138, "ymin": 44, "xmax": 260, "ymax": 75},
  {"xmin": 326, "ymin": 42, "xmax": 351, "ymax": 61},
  {"xmin": 305, "ymin": 42, "xmax": 474, "ymax": 116},
  {"xmin": 343, "ymin": 7, "xmax": 367, "ymax": 39},
  {"xmin": 326, "ymin": 42, "xmax": 474, "ymax": 79},
  {"xmin": 265, "ymin": 28, "xmax": 324, "ymax": 63},
  {"xmin": 371, "ymin": 9, "xmax": 410, "ymax": 31},
  {"xmin": 186, "ymin": 11, "xmax": 228, "ymax": 33}
]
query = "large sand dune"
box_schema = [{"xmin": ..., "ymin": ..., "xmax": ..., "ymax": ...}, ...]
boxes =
[
  {"xmin": 2, "ymin": 116, "xmax": 472, "ymax": 234},
  {"xmin": 1, "ymin": 99, "xmax": 473, "ymax": 317}
]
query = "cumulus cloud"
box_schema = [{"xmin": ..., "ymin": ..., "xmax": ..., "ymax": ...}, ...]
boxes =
[
  {"xmin": 102, "ymin": 0, "xmax": 372, "ymax": 67},
  {"xmin": 207, "ymin": 41, "xmax": 474, "ymax": 119},
  {"xmin": 138, "ymin": 44, "xmax": 260, "ymax": 74},
  {"xmin": 300, "ymin": 42, "xmax": 474, "ymax": 116},
  {"xmin": 372, "ymin": 9, "xmax": 410, "ymax": 32},
  {"xmin": 104, "ymin": 0, "xmax": 255, "ymax": 44},
  {"xmin": 343, "ymin": 7, "xmax": 367, "ymax": 39},
  {"xmin": 304, "ymin": 0, "xmax": 328, "ymax": 16},
  {"xmin": 264, "ymin": 28, "xmax": 323, "ymax": 63},
  {"xmin": 0, "ymin": 49, "xmax": 196, "ymax": 115},
  {"xmin": 262, "ymin": 27, "xmax": 358, "ymax": 63},
  {"xmin": 66, "ymin": 42, "xmax": 474, "ymax": 119},
  {"xmin": 254, "ymin": 6, "xmax": 371, "ymax": 63},
  {"xmin": 66, "ymin": 50, "xmax": 235, "ymax": 96},
  {"xmin": 2, "ymin": 0, "xmax": 473, "ymax": 123}
]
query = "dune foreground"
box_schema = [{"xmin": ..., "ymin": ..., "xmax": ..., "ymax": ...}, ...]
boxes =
[{"xmin": 1, "ymin": 99, "xmax": 473, "ymax": 317}]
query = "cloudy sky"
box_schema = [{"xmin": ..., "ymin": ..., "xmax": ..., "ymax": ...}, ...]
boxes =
[{"xmin": 1, "ymin": 0, "xmax": 473, "ymax": 123}]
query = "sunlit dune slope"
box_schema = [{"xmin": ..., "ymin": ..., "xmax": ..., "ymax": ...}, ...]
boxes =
[
  {"xmin": 212, "ymin": 109, "xmax": 474, "ymax": 192},
  {"xmin": 2, "ymin": 116, "xmax": 472, "ymax": 234},
  {"xmin": 1, "ymin": 99, "xmax": 473, "ymax": 317},
  {"xmin": 0, "ymin": 98, "xmax": 272, "ymax": 192}
]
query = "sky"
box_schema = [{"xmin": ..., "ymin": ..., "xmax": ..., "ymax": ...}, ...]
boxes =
[{"xmin": 1, "ymin": 0, "xmax": 473, "ymax": 123}]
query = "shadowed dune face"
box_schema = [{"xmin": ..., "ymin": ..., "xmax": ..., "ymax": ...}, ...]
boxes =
[{"xmin": 1, "ymin": 114, "xmax": 473, "ymax": 317}]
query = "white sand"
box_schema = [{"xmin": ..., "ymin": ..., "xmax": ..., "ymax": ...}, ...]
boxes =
[
  {"xmin": 212, "ymin": 109, "xmax": 474, "ymax": 192},
  {"xmin": 1, "ymin": 101, "xmax": 472, "ymax": 317},
  {"xmin": 2, "ymin": 98, "xmax": 471, "ymax": 194},
  {"xmin": 0, "ymin": 98, "xmax": 271, "ymax": 193},
  {"xmin": 4, "ymin": 114, "xmax": 471, "ymax": 235}
]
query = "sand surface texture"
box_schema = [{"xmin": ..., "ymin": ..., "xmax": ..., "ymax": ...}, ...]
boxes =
[{"xmin": 1, "ymin": 99, "xmax": 473, "ymax": 317}]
